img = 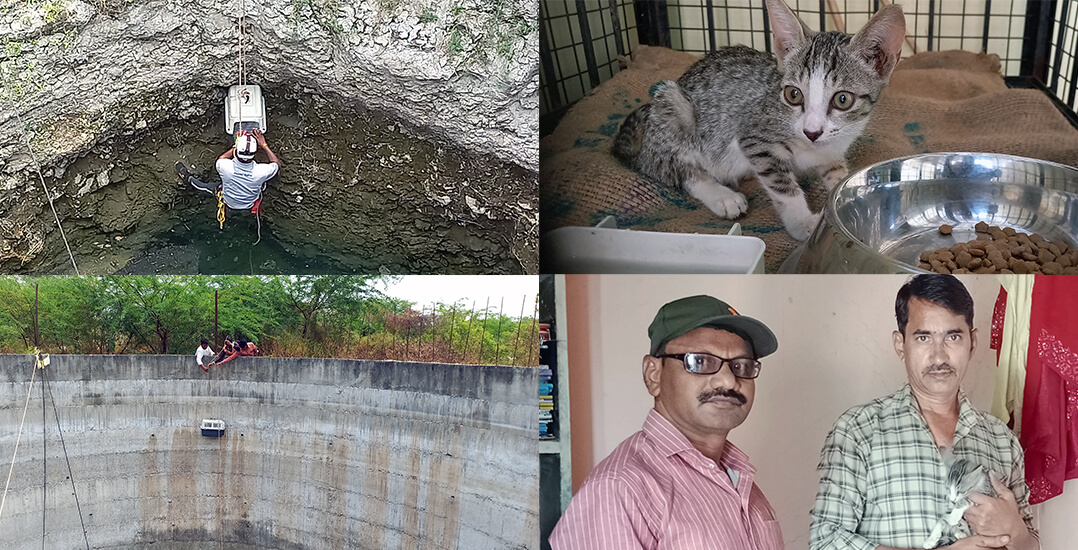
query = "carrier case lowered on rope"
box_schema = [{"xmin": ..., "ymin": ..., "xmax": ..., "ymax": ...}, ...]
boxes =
[
  {"xmin": 224, "ymin": 84, "xmax": 267, "ymax": 135},
  {"xmin": 200, "ymin": 418, "xmax": 226, "ymax": 437}
]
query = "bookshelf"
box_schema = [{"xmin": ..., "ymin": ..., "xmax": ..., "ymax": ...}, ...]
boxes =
[{"xmin": 538, "ymin": 274, "xmax": 572, "ymax": 548}]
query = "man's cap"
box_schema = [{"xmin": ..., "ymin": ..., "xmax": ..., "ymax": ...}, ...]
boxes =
[
  {"xmin": 648, "ymin": 295, "xmax": 778, "ymax": 358},
  {"xmin": 235, "ymin": 134, "xmax": 257, "ymax": 161}
]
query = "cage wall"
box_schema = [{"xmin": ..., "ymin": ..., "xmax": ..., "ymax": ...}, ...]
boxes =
[{"xmin": 540, "ymin": 0, "xmax": 1078, "ymax": 130}]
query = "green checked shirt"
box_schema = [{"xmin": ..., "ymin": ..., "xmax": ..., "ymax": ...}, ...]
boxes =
[{"xmin": 809, "ymin": 384, "xmax": 1037, "ymax": 550}]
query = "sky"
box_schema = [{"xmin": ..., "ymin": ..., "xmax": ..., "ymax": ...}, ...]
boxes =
[{"xmin": 381, "ymin": 276, "xmax": 538, "ymax": 316}]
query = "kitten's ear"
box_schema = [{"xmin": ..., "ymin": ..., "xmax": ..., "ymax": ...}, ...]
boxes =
[
  {"xmin": 850, "ymin": 4, "xmax": 907, "ymax": 78},
  {"xmin": 766, "ymin": 0, "xmax": 811, "ymax": 69}
]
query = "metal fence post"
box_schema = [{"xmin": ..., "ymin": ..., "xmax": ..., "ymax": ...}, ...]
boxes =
[{"xmin": 634, "ymin": 0, "xmax": 671, "ymax": 47}]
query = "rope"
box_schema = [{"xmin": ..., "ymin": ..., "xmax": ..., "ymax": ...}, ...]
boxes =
[
  {"xmin": 216, "ymin": 190, "xmax": 226, "ymax": 229},
  {"xmin": 218, "ymin": 428, "xmax": 224, "ymax": 550},
  {"xmin": 0, "ymin": 356, "xmax": 39, "ymax": 521},
  {"xmin": 43, "ymin": 369, "xmax": 91, "ymax": 550},
  {"xmin": 40, "ymin": 357, "xmax": 45, "ymax": 550},
  {"xmin": 254, "ymin": 202, "xmax": 262, "ymax": 245},
  {"xmin": 14, "ymin": 111, "xmax": 81, "ymax": 275},
  {"xmin": 236, "ymin": 0, "xmax": 246, "ymax": 136}
]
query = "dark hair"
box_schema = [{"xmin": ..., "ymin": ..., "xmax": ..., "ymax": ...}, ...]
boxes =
[
  {"xmin": 201, "ymin": 338, "xmax": 209, "ymax": 346},
  {"xmin": 236, "ymin": 340, "xmax": 247, "ymax": 350},
  {"xmin": 895, "ymin": 274, "xmax": 974, "ymax": 334}
]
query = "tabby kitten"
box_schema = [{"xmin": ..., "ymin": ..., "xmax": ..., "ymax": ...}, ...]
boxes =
[
  {"xmin": 612, "ymin": 0, "xmax": 906, "ymax": 240},
  {"xmin": 921, "ymin": 450, "xmax": 998, "ymax": 549}
]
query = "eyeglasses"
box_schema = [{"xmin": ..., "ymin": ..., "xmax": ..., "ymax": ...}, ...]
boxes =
[{"xmin": 658, "ymin": 352, "xmax": 762, "ymax": 379}]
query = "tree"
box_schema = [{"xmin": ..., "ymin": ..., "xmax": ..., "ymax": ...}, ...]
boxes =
[
  {"xmin": 282, "ymin": 276, "xmax": 385, "ymax": 340},
  {"xmin": 110, "ymin": 276, "xmax": 212, "ymax": 354},
  {"xmin": 0, "ymin": 276, "xmax": 36, "ymax": 350},
  {"xmin": 210, "ymin": 276, "xmax": 290, "ymax": 344}
]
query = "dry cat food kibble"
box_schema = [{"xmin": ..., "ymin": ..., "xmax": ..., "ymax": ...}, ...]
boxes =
[{"xmin": 919, "ymin": 224, "xmax": 1078, "ymax": 274}]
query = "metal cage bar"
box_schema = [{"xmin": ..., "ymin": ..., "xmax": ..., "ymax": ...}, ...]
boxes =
[{"xmin": 539, "ymin": 0, "xmax": 1078, "ymax": 132}]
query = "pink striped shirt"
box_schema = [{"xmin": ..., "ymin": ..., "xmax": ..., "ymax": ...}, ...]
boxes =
[{"xmin": 550, "ymin": 409, "xmax": 783, "ymax": 550}]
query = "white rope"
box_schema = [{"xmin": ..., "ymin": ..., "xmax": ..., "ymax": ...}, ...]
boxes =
[
  {"xmin": 0, "ymin": 358, "xmax": 40, "ymax": 521},
  {"xmin": 236, "ymin": 0, "xmax": 246, "ymax": 135},
  {"xmin": 237, "ymin": 0, "xmax": 264, "ymax": 246},
  {"xmin": 14, "ymin": 111, "xmax": 80, "ymax": 275}
]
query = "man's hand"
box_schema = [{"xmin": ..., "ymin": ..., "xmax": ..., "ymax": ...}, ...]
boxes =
[
  {"xmin": 251, "ymin": 128, "xmax": 268, "ymax": 147},
  {"xmin": 964, "ymin": 473, "xmax": 1027, "ymax": 541},
  {"xmin": 251, "ymin": 128, "xmax": 280, "ymax": 166},
  {"xmin": 877, "ymin": 534, "xmax": 1011, "ymax": 550},
  {"xmin": 941, "ymin": 534, "xmax": 1012, "ymax": 549}
]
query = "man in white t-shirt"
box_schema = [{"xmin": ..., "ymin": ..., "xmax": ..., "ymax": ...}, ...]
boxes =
[
  {"xmin": 176, "ymin": 128, "xmax": 280, "ymax": 214},
  {"xmin": 196, "ymin": 338, "xmax": 215, "ymax": 373}
]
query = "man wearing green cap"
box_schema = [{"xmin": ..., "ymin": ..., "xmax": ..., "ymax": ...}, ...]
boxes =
[{"xmin": 550, "ymin": 295, "xmax": 784, "ymax": 550}]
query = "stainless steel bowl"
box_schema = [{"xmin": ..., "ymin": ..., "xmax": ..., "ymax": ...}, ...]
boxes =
[{"xmin": 794, "ymin": 153, "xmax": 1078, "ymax": 273}]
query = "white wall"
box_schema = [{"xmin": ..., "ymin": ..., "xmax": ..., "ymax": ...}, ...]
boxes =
[{"xmin": 567, "ymin": 274, "xmax": 1006, "ymax": 550}]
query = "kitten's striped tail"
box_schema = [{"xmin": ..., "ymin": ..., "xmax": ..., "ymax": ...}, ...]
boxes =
[
  {"xmin": 611, "ymin": 80, "xmax": 695, "ymax": 169},
  {"xmin": 611, "ymin": 103, "xmax": 650, "ymax": 165}
]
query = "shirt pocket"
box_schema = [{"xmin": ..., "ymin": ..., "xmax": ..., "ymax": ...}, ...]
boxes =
[{"xmin": 756, "ymin": 519, "xmax": 784, "ymax": 550}]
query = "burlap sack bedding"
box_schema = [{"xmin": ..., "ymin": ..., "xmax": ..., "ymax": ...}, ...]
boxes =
[{"xmin": 539, "ymin": 46, "xmax": 1078, "ymax": 273}]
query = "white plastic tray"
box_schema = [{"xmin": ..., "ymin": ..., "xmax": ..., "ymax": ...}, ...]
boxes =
[{"xmin": 542, "ymin": 226, "xmax": 766, "ymax": 274}]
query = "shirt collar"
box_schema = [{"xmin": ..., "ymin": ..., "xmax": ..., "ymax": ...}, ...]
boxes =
[
  {"xmin": 642, "ymin": 409, "xmax": 756, "ymax": 475},
  {"xmin": 900, "ymin": 383, "xmax": 980, "ymax": 441}
]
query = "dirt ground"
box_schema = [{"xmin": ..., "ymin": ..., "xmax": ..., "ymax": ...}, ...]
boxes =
[{"xmin": 7, "ymin": 86, "xmax": 537, "ymax": 274}]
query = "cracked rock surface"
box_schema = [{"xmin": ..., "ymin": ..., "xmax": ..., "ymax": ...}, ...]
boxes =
[{"xmin": 0, "ymin": 0, "xmax": 539, "ymax": 274}]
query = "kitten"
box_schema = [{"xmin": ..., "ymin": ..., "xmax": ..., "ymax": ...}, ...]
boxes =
[
  {"xmin": 921, "ymin": 449, "xmax": 998, "ymax": 549},
  {"xmin": 611, "ymin": 0, "xmax": 906, "ymax": 240}
]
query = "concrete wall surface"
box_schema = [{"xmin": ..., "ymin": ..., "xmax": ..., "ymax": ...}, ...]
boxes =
[{"xmin": 0, "ymin": 355, "xmax": 538, "ymax": 549}]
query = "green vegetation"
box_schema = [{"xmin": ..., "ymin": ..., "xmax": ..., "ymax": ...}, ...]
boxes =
[
  {"xmin": 39, "ymin": 0, "xmax": 65, "ymax": 24},
  {"xmin": 418, "ymin": 8, "xmax": 437, "ymax": 23},
  {"xmin": 444, "ymin": 0, "xmax": 534, "ymax": 66},
  {"xmin": 448, "ymin": 27, "xmax": 463, "ymax": 56},
  {"xmin": 0, "ymin": 55, "xmax": 43, "ymax": 103},
  {"xmin": 3, "ymin": 41, "xmax": 21, "ymax": 58},
  {"xmin": 288, "ymin": 0, "xmax": 345, "ymax": 35},
  {"xmin": 375, "ymin": 0, "xmax": 404, "ymax": 12},
  {"xmin": 0, "ymin": 276, "xmax": 539, "ymax": 367}
]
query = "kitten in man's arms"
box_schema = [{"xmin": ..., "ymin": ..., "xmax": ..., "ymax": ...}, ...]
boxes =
[
  {"xmin": 612, "ymin": 0, "xmax": 906, "ymax": 240},
  {"xmin": 922, "ymin": 448, "xmax": 999, "ymax": 549}
]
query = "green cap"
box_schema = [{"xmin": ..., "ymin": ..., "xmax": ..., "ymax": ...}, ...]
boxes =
[{"xmin": 648, "ymin": 295, "xmax": 778, "ymax": 358}]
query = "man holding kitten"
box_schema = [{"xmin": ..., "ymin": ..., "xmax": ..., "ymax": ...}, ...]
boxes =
[
  {"xmin": 810, "ymin": 275, "xmax": 1039, "ymax": 550},
  {"xmin": 550, "ymin": 295, "xmax": 783, "ymax": 549}
]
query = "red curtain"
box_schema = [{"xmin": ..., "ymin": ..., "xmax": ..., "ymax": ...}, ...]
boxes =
[{"xmin": 1020, "ymin": 275, "xmax": 1078, "ymax": 504}]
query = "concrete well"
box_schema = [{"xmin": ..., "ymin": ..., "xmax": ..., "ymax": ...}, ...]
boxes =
[{"xmin": 0, "ymin": 355, "xmax": 538, "ymax": 549}]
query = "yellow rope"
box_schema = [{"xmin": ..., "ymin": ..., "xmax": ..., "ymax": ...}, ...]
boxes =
[{"xmin": 216, "ymin": 190, "xmax": 226, "ymax": 229}]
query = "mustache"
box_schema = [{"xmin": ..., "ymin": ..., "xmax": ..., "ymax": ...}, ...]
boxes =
[
  {"xmin": 923, "ymin": 363, "xmax": 955, "ymax": 375},
  {"xmin": 698, "ymin": 388, "xmax": 747, "ymax": 406}
]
